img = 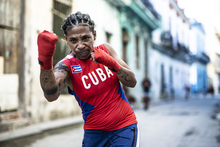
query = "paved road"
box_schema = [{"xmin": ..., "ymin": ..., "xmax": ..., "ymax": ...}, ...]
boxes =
[
  {"xmin": 1, "ymin": 98, "xmax": 220, "ymax": 147},
  {"xmin": 137, "ymin": 99, "xmax": 220, "ymax": 147}
]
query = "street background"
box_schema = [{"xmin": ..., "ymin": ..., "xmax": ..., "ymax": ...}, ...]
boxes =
[
  {"xmin": 1, "ymin": 0, "xmax": 220, "ymax": 147},
  {"xmin": 1, "ymin": 96, "xmax": 220, "ymax": 147}
]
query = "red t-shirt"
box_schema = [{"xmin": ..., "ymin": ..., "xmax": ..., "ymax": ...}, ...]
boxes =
[{"xmin": 62, "ymin": 44, "xmax": 137, "ymax": 131}]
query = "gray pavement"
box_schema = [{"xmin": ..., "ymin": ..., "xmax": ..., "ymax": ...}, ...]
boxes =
[
  {"xmin": 136, "ymin": 98, "xmax": 220, "ymax": 147},
  {"xmin": 0, "ymin": 98, "xmax": 220, "ymax": 147}
]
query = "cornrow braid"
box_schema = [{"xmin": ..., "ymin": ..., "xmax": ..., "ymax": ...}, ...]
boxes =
[{"xmin": 61, "ymin": 11, "xmax": 95, "ymax": 36}]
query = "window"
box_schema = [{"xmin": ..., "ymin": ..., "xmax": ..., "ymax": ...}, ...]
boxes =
[
  {"xmin": 52, "ymin": 0, "xmax": 72, "ymax": 38},
  {"xmin": 0, "ymin": 11, "xmax": 20, "ymax": 74},
  {"xmin": 122, "ymin": 28, "xmax": 129, "ymax": 63},
  {"xmin": 52, "ymin": 0, "xmax": 72, "ymax": 65},
  {"xmin": 144, "ymin": 41, "xmax": 148, "ymax": 73},
  {"xmin": 105, "ymin": 32, "xmax": 112, "ymax": 43},
  {"xmin": 52, "ymin": 0, "xmax": 72, "ymax": 94},
  {"xmin": 136, "ymin": 36, "xmax": 140, "ymax": 69}
]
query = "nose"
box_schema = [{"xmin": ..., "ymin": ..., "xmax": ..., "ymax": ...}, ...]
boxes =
[{"xmin": 77, "ymin": 41, "xmax": 85, "ymax": 50}]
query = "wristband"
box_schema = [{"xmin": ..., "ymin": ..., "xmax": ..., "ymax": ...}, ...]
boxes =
[
  {"xmin": 94, "ymin": 49, "xmax": 121, "ymax": 72},
  {"xmin": 37, "ymin": 30, "xmax": 58, "ymax": 70}
]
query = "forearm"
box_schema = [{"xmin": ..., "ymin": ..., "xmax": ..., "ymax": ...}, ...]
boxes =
[
  {"xmin": 40, "ymin": 69, "xmax": 59, "ymax": 102},
  {"xmin": 115, "ymin": 67, "xmax": 137, "ymax": 87}
]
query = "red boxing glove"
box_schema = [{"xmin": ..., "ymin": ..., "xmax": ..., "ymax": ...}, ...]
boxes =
[
  {"xmin": 37, "ymin": 30, "xmax": 58, "ymax": 70},
  {"xmin": 94, "ymin": 49, "xmax": 121, "ymax": 72}
]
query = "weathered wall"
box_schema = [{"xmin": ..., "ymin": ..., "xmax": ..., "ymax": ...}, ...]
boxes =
[
  {"xmin": 149, "ymin": 48, "xmax": 190, "ymax": 100},
  {"xmin": 24, "ymin": 0, "xmax": 81, "ymax": 123},
  {"xmin": 0, "ymin": 0, "xmax": 21, "ymax": 112}
]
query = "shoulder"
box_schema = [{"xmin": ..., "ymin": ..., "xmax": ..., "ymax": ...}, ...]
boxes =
[
  {"xmin": 103, "ymin": 43, "xmax": 117, "ymax": 57},
  {"xmin": 60, "ymin": 54, "xmax": 74, "ymax": 63},
  {"xmin": 100, "ymin": 43, "xmax": 116, "ymax": 56},
  {"xmin": 94, "ymin": 43, "xmax": 117, "ymax": 57},
  {"xmin": 54, "ymin": 61, "xmax": 69, "ymax": 73},
  {"xmin": 94, "ymin": 43, "xmax": 109, "ymax": 54},
  {"xmin": 54, "ymin": 54, "xmax": 74, "ymax": 72},
  {"xmin": 103, "ymin": 43, "xmax": 113, "ymax": 52}
]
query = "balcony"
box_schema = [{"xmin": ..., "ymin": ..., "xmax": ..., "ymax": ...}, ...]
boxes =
[
  {"xmin": 160, "ymin": 31, "xmax": 173, "ymax": 48},
  {"xmin": 140, "ymin": 0, "xmax": 160, "ymax": 20},
  {"xmin": 106, "ymin": 0, "xmax": 161, "ymax": 31},
  {"xmin": 152, "ymin": 30, "xmax": 193, "ymax": 64},
  {"xmin": 191, "ymin": 52, "xmax": 210, "ymax": 65}
]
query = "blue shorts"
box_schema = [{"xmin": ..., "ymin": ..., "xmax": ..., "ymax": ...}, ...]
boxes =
[{"xmin": 82, "ymin": 123, "xmax": 139, "ymax": 147}]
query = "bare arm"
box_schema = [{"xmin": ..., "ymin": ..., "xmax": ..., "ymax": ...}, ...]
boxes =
[
  {"xmin": 40, "ymin": 62, "xmax": 69, "ymax": 102},
  {"xmin": 104, "ymin": 43, "xmax": 137, "ymax": 87}
]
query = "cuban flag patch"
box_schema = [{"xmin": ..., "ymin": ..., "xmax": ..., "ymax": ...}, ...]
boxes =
[{"xmin": 71, "ymin": 65, "xmax": 82, "ymax": 73}]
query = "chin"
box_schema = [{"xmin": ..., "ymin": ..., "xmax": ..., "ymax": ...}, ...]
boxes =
[{"xmin": 77, "ymin": 55, "xmax": 90, "ymax": 60}]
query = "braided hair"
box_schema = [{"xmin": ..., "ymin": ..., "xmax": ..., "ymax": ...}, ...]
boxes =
[{"xmin": 61, "ymin": 11, "xmax": 95, "ymax": 36}]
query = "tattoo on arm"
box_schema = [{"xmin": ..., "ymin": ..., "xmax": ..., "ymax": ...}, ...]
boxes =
[
  {"xmin": 40, "ymin": 62, "xmax": 68, "ymax": 96},
  {"xmin": 116, "ymin": 68, "xmax": 132, "ymax": 82},
  {"xmin": 42, "ymin": 85, "xmax": 58, "ymax": 95},
  {"xmin": 58, "ymin": 83, "xmax": 61, "ymax": 93},
  {"xmin": 54, "ymin": 62, "xmax": 68, "ymax": 72},
  {"xmin": 55, "ymin": 73, "xmax": 66, "ymax": 92},
  {"xmin": 41, "ymin": 71, "xmax": 51, "ymax": 84}
]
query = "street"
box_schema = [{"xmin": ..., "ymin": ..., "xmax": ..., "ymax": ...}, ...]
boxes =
[{"xmin": 0, "ymin": 98, "xmax": 220, "ymax": 147}]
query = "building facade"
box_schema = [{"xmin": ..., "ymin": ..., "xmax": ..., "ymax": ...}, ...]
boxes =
[
  {"xmin": 105, "ymin": 0, "xmax": 160, "ymax": 103},
  {"xmin": 150, "ymin": 0, "xmax": 192, "ymax": 100},
  {"xmin": 189, "ymin": 19, "xmax": 209, "ymax": 94}
]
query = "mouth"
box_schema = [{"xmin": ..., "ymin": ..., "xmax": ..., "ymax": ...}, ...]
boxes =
[
  {"xmin": 78, "ymin": 50, "xmax": 89, "ymax": 55},
  {"xmin": 76, "ymin": 50, "xmax": 90, "ymax": 59}
]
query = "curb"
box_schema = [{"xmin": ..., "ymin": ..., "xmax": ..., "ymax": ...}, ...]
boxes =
[{"xmin": 0, "ymin": 116, "xmax": 83, "ymax": 142}]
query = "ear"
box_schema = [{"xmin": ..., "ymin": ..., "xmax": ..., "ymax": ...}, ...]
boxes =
[
  {"xmin": 93, "ymin": 30, "xmax": 96, "ymax": 40},
  {"xmin": 64, "ymin": 35, "xmax": 67, "ymax": 41}
]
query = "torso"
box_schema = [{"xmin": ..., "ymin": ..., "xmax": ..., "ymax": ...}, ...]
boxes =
[{"xmin": 61, "ymin": 44, "xmax": 137, "ymax": 131}]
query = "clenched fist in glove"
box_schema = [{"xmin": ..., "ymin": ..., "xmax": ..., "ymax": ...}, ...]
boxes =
[
  {"xmin": 37, "ymin": 30, "xmax": 58, "ymax": 70},
  {"xmin": 93, "ymin": 49, "xmax": 121, "ymax": 72}
]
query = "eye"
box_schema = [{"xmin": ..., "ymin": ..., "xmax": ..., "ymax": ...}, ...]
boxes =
[
  {"xmin": 82, "ymin": 36, "xmax": 90, "ymax": 41},
  {"xmin": 70, "ymin": 38, "xmax": 77, "ymax": 43}
]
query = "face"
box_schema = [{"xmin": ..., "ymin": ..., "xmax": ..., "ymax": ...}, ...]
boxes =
[{"xmin": 65, "ymin": 25, "xmax": 96, "ymax": 60}]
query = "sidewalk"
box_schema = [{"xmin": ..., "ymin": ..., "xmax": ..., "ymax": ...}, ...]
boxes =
[
  {"xmin": 0, "ymin": 99, "xmax": 170, "ymax": 143},
  {"xmin": 0, "ymin": 115, "xmax": 83, "ymax": 142},
  {"xmin": 0, "ymin": 100, "xmax": 165, "ymax": 143},
  {"xmin": 190, "ymin": 93, "xmax": 220, "ymax": 99},
  {"xmin": 1, "ymin": 95, "xmax": 219, "ymax": 143}
]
